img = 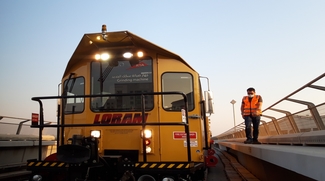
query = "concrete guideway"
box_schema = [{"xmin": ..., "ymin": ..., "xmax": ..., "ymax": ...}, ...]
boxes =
[{"xmin": 217, "ymin": 142, "xmax": 324, "ymax": 181}]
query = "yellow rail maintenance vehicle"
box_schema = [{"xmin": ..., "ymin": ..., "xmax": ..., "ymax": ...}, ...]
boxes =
[{"xmin": 28, "ymin": 25, "xmax": 217, "ymax": 181}]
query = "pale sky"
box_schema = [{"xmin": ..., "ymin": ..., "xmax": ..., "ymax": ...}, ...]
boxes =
[{"xmin": 1, "ymin": 1, "xmax": 325, "ymax": 136}]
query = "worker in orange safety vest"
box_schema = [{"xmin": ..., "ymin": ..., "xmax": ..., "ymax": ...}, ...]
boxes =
[{"xmin": 241, "ymin": 87, "xmax": 263, "ymax": 144}]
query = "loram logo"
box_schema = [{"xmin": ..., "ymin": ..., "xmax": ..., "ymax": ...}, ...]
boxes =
[
  {"xmin": 93, "ymin": 113, "xmax": 148, "ymax": 124},
  {"xmin": 127, "ymin": 62, "xmax": 148, "ymax": 70}
]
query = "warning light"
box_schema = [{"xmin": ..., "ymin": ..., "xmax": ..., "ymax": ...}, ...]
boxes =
[{"xmin": 145, "ymin": 139, "xmax": 151, "ymax": 146}]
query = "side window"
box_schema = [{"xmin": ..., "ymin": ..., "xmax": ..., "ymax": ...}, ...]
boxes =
[
  {"xmin": 162, "ymin": 73, "xmax": 194, "ymax": 111},
  {"xmin": 63, "ymin": 77, "xmax": 85, "ymax": 114}
]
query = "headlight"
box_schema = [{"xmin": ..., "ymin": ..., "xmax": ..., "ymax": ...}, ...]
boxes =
[
  {"xmin": 141, "ymin": 129, "xmax": 152, "ymax": 138},
  {"xmin": 146, "ymin": 146, "xmax": 152, "ymax": 153},
  {"xmin": 91, "ymin": 130, "xmax": 101, "ymax": 138}
]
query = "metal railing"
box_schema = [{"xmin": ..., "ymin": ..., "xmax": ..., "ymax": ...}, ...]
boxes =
[
  {"xmin": 0, "ymin": 116, "xmax": 53, "ymax": 135},
  {"xmin": 214, "ymin": 72, "xmax": 325, "ymax": 145}
]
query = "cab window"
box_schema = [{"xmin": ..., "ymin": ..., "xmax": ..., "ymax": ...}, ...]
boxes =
[
  {"xmin": 162, "ymin": 73, "xmax": 194, "ymax": 111},
  {"xmin": 63, "ymin": 77, "xmax": 85, "ymax": 114},
  {"xmin": 90, "ymin": 59, "xmax": 153, "ymax": 112}
]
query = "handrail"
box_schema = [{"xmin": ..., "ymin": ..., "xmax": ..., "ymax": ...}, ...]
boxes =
[
  {"xmin": 31, "ymin": 91, "xmax": 194, "ymax": 163},
  {"xmin": 263, "ymin": 72, "xmax": 325, "ymax": 111}
]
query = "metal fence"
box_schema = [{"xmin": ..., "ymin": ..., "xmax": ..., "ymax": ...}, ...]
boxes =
[{"xmin": 214, "ymin": 73, "xmax": 325, "ymax": 145}]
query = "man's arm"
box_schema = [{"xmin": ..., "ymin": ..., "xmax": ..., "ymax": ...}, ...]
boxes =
[
  {"xmin": 257, "ymin": 102, "xmax": 263, "ymax": 111},
  {"xmin": 241, "ymin": 100, "xmax": 245, "ymax": 117},
  {"xmin": 257, "ymin": 95, "xmax": 263, "ymax": 113}
]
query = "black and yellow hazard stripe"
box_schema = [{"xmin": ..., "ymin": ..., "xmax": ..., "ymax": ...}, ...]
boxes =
[
  {"xmin": 135, "ymin": 162, "xmax": 194, "ymax": 169},
  {"xmin": 27, "ymin": 161, "xmax": 68, "ymax": 168}
]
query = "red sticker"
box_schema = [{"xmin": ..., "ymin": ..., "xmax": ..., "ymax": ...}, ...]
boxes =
[
  {"xmin": 173, "ymin": 132, "xmax": 197, "ymax": 139},
  {"xmin": 31, "ymin": 113, "xmax": 39, "ymax": 125}
]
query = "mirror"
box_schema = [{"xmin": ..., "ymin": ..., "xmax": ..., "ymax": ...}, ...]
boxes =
[{"xmin": 204, "ymin": 91, "xmax": 214, "ymax": 114}]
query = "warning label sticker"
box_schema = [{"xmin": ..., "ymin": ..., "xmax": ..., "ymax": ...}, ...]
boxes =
[
  {"xmin": 173, "ymin": 131, "xmax": 197, "ymax": 140},
  {"xmin": 183, "ymin": 140, "xmax": 198, "ymax": 147}
]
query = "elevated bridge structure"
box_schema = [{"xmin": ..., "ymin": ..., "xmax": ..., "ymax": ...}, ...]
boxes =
[
  {"xmin": 0, "ymin": 116, "xmax": 56, "ymax": 180},
  {"xmin": 213, "ymin": 72, "xmax": 325, "ymax": 181}
]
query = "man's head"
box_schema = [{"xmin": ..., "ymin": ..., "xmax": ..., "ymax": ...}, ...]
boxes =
[{"xmin": 247, "ymin": 87, "xmax": 255, "ymax": 98}]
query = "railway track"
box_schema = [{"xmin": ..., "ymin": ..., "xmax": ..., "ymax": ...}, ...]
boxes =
[{"xmin": 208, "ymin": 144, "xmax": 260, "ymax": 181}]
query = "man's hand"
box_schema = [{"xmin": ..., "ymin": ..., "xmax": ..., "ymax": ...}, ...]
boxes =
[{"xmin": 252, "ymin": 111, "xmax": 260, "ymax": 116}]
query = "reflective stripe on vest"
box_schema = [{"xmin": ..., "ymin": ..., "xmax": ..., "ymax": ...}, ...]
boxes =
[{"xmin": 242, "ymin": 95, "xmax": 261, "ymax": 116}]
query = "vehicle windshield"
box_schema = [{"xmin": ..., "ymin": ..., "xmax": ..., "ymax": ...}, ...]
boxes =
[{"xmin": 91, "ymin": 59, "xmax": 153, "ymax": 112}]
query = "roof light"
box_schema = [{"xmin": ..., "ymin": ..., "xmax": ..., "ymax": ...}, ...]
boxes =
[
  {"xmin": 101, "ymin": 53, "xmax": 110, "ymax": 61},
  {"xmin": 123, "ymin": 52, "xmax": 133, "ymax": 58},
  {"xmin": 95, "ymin": 53, "xmax": 110, "ymax": 61},
  {"xmin": 95, "ymin": 54, "xmax": 101, "ymax": 60},
  {"xmin": 137, "ymin": 51, "xmax": 144, "ymax": 58}
]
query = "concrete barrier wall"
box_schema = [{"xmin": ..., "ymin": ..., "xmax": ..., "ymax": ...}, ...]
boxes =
[{"xmin": 0, "ymin": 134, "xmax": 57, "ymax": 169}]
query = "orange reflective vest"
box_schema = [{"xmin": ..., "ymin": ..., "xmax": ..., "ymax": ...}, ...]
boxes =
[{"xmin": 242, "ymin": 95, "xmax": 261, "ymax": 116}]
